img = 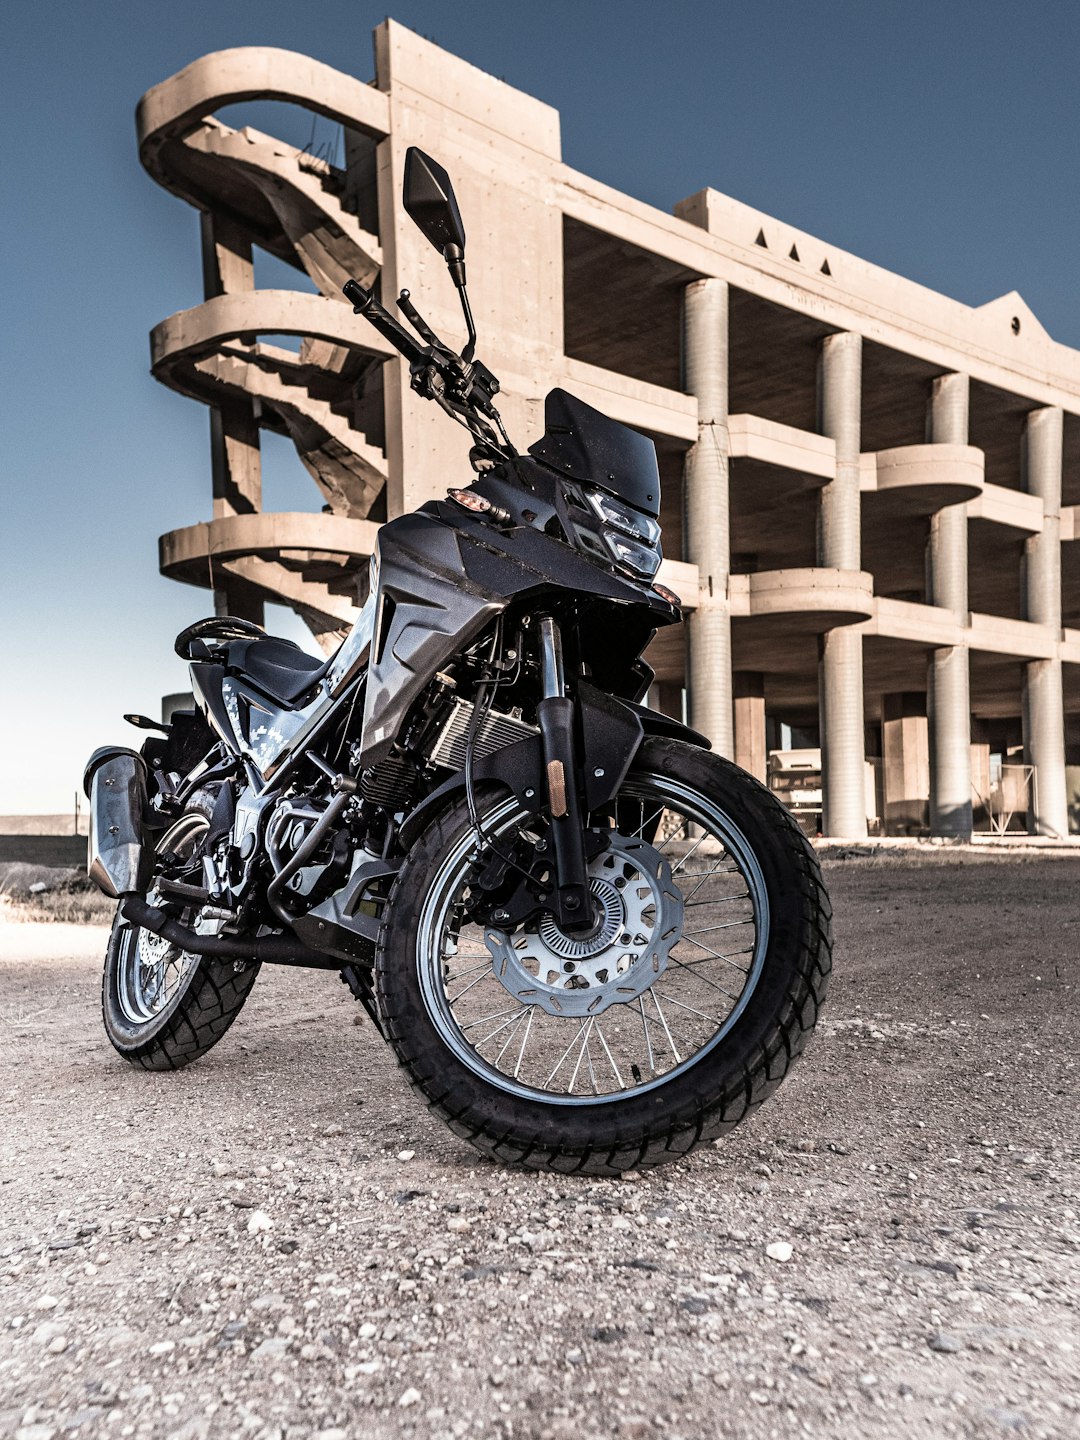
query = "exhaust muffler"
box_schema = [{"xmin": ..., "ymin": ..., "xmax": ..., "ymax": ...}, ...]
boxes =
[{"xmin": 83, "ymin": 747, "xmax": 151, "ymax": 898}]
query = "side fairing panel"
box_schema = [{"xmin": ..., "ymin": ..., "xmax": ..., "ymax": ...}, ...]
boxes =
[
  {"xmin": 220, "ymin": 677, "xmax": 328, "ymax": 775},
  {"xmin": 357, "ymin": 516, "xmax": 502, "ymax": 767}
]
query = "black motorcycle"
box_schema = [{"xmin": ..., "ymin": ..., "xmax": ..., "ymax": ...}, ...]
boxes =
[{"xmin": 86, "ymin": 149, "xmax": 831, "ymax": 1174}]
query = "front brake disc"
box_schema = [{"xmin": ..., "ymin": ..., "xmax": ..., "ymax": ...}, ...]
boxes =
[{"xmin": 484, "ymin": 833, "xmax": 684, "ymax": 1017}]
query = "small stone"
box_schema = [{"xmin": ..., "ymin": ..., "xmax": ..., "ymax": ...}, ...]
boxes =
[
  {"xmin": 766, "ymin": 1241, "xmax": 793, "ymax": 1263},
  {"xmin": 148, "ymin": 1340, "xmax": 175, "ymax": 1355},
  {"xmin": 357, "ymin": 1322, "xmax": 377, "ymax": 1340},
  {"xmin": 46, "ymin": 1335, "xmax": 69, "ymax": 1355},
  {"xmin": 16, "ymin": 1427, "xmax": 56, "ymax": 1440},
  {"xmin": 34, "ymin": 1295, "xmax": 60, "ymax": 1311},
  {"xmin": 246, "ymin": 1210, "xmax": 273, "ymax": 1234},
  {"xmin": 32, "ymin": 1322, "xmax": 65, "ymax": 1346},
  {"xmin": 322, "ymin": 1124, "xmax": 344, "ymax": 1137},
  {"xmin": 250, "ymin": 1337, "xmax": 290, "ymax": 1362},
  {"xmin": 987, "ymin": 1408, "xmax": 1028, "ymax": 1431},
  {"xmin": 396, "ymin": 1150, "xmax": 415, "ymax": 1162},
  {"xmin": 446, "ymin": 1217, "xmax": 470, "ymax": 1233},
  {"xmin": 398, "ymin": 1388, "xmax": 421, "ymax": 1408},
  {"xmin": 314, "ymin": 1430, "xmax": 347, "ymax": 1440},
  {"xmin": 137, "ymin": 1226, "xmax": 154, "ymax": 1241},
  {"xmin": 928, "ymin": 1331, "xmax": 963, "ymax": 1354}
]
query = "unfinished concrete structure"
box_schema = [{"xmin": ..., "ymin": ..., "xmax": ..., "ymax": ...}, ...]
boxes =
[{"xmin": 139, "ymin": 21, "xmax": 1080, "ymax": 839}]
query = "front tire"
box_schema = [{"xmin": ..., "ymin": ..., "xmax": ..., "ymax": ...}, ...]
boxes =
[{"xmin": 375, "ymin": 738, "xmax": 831, "ymax": 1174}]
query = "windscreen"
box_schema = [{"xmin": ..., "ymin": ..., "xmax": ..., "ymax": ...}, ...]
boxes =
[{"xmin": 528, "ymin": 388, "xmax": 661, "ymax": 518}]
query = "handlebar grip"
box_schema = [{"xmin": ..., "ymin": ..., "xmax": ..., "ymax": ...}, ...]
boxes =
[
  {"xmin": 342, "ymin": 279, "xmax": 426, "ymax": 367},
  {"xmin": 342, "ymin": 279, "xmax": 372, "ymax": 311}
]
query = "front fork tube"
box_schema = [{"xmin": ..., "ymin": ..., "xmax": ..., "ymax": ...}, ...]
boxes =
[{"xmin": 536, "ymin": 617, "xmax": 594, "ymax": 933}]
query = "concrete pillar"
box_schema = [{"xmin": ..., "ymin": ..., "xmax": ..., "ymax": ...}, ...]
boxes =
[
  {"xmin": 1022, "ymin": 407, "xmax": 1068, "ymax": 837},
  {"xmin": 682, "ymin": 278, "xmax": 733, "ymax": 757},
  {"xmin": 926, "ymin": 372, "xmax": 973, "ymax": 837},
  {"xmin": 200, "ymin": 212, "xmax": 264, "ymax": 625},
  {"xmin": 817, "ymin": 332, "xmax": 866, "ymax": 837},
  {"xmin": 881, "ymin": 692, "xmax": 929, "ymax": 834},
  {"xmin": 733, "ymin": 672, "xmax": 766, "ymax": 782}
]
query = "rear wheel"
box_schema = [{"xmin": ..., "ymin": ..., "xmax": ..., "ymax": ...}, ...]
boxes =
[
  {"xmin": 375, "ymin": 737, "xmax": 831, "ymax": 1174},
  {"xmin": 101, "ymin": 809, "xmax": 260, "ymax": 1071}
]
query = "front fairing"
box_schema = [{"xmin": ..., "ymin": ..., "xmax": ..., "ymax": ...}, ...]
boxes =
[{"xmin": 350, "ymin": 504, "xmax": 676, "ymax": 770}]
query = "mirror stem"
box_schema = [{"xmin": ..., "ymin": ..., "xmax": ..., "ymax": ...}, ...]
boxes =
[{"xmin": 457, "ymin": 284, "xmax": 477, "ymax": 365}]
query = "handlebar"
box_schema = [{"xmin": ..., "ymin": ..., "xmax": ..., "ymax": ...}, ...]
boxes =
[
  {"xmin": 342, "ymin": 277, "xmax": 510, "ymax": 454},
  {"xmin": 343, "ymin": 279, "xmax": 427, "ymax": 368}
]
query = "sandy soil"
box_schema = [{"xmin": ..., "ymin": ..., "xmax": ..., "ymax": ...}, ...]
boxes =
[{"xmin": 0, "ymin": 855, "xmax": 1077, "ymax": 1440}]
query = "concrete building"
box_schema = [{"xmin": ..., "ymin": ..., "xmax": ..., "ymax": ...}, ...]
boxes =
[{"xmin": 139, "ymin": 21, "xmax": 1080, "ymax": 840}]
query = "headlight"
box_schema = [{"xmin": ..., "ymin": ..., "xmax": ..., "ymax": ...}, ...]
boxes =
[
  {"xmin": 586, "ymin": 490, "xmax": 661, "ymax": 546},
  {"xmin": 585, "ymin": 490, "xmax": 662, "ymax": 578}
]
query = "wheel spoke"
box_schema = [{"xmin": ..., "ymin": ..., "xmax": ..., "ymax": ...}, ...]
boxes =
[
  {"xmin": 649, "ymin": 990, "xmax": 682, "ymax": 1063},
  {"xmin": 683, "ymin": 917, "xmax": 755, "ymax": 937},
  {"xmin": 567, "ymin": 1019, "xmax": 593, "ymax": 1094},
  {"xmin": 593, "ymin": 1020, "xmax": 626, "ymax": 1089},
  {"xmin": 447, "ymin": 969, "xmax": 491, "ymax": 1005},
  {"xmin": 662, "ymin": 993, "xmax": 725, "ymax": 1025},
  {"xmin": 494, "ymin": 1008, "xmax": 530, "ymax": 1066},
  {"xmin": 683, "ymin": 932, "xmax": 757, "ymax": 967},
  {"xmin": 668, "ymin": 952, "xmax": 743, "ymax": 998},
  {"xmin": 638, "ymin": 995, "xmax": 657, "ymax": 1073},
  {"xmin": 512, "ymin": 1007, "xmax": 535, "ymax": 1078}
]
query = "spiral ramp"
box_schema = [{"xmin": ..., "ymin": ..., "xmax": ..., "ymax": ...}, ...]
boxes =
[{"xmin": 138, "ymin": 49, "xmax": 395, "ymax": 649}]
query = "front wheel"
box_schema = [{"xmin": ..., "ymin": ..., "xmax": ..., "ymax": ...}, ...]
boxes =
[{"xmin": 375, "ymin": 737, "xmax": 832, "ymax": 1175}]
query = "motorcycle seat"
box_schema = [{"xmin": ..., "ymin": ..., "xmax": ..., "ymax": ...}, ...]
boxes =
[{"xmin": 225, "ymin": 636, "xmax": 332, "ymax": 706}]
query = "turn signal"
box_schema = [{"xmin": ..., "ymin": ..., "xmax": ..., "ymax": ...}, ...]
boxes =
[
  {"xmin": 652, "ymin": 582, "xmax": 682, "ymax": 608},
  {"xmin": 447, "ymin": 488, "xmax": 510, "ymax": 524}
]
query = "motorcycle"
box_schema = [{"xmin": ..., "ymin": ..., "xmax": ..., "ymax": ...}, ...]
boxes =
[{"xmin": 86, "ymin": 148, "xmax": 831, "ymax": 1174}]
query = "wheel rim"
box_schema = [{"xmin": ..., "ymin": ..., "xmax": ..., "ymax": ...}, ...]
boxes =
[
  {"xmin": 115, "ymin": 813, "xmax": 206, "ymax": 1026},
  {"xmin": 416, "ymin": 772, "xmax": 770, "ymax": 1106}
]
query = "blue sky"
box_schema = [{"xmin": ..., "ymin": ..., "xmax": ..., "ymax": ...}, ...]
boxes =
[{"xmin": 3, "ymin": 0, "xmax": 1080, "ymax": 812}]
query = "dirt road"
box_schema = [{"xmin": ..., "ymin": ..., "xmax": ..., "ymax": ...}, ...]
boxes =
[{"xmin": 1, "ymin": 855, "xmax": 1077, "ymax": 1440}]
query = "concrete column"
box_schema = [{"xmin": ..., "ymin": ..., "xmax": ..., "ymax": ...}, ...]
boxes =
[
  {"xmin": 733, "ymin": 672, "xmax": 766, "ymax": 782},
  {"xmin": 925, "ymin": 372, "xmax": 973, "ymax": 837},
  {"xmin": 1022, "ymin": 407, "xmax": 1068, "ymax": 837},
  {"xmin": 817, "ymin": 332, "xmax": 866, "ymax": 838},
  {"xmin": 200, "ymin": 212, "xmax": 264, "ymax": 625},
  {"xmin": 881, "ymin": 692, "xmax": 929, "ymax": 834},
  {"xmin": 682, "ymin": 278, "xmax": 733, "ymax": 757}
]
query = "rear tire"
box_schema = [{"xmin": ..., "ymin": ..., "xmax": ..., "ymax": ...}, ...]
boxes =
[
  {"xmin": 375, "ymin": 737, "xmax": 831, "ymax": 1175},
  {"xmin": 101, "ymin": 806, "xmax": 260, "ymax": 1071}
]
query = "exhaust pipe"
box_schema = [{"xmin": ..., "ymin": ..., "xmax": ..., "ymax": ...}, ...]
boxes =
[
  {"xmin": 84, "ymin": 747, "xmax": 151, "ymax": 899},
  {"xmin": 119, "ymin": 896, "xmax": 341, "ymax": 970}
]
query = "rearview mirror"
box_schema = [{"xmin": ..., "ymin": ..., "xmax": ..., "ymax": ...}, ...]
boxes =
[{"xmin": 403, "ymin": 147, "xmax": 467, "ymax": 287}]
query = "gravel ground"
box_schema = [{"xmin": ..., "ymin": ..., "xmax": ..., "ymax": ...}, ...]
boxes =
[{"xmin": 0, "ymin": 854, "xmax": 1077, "ymax": 1440}]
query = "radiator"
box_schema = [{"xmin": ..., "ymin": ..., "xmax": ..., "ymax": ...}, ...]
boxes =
[{"xmin": 428, "ymin": 700, "xmax": 537, "ymax": 771}]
